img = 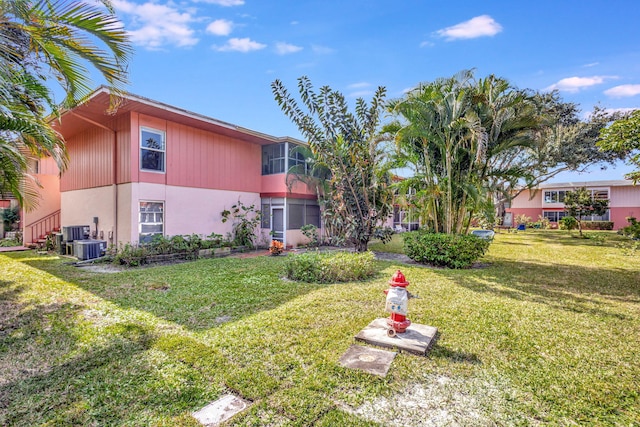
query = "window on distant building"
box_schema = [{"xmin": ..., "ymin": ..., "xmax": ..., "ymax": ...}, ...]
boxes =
[
  {"xmin": 139, "ymin": 201, "xmax": 164, "ymax": 243},
  {"xmin": 140, "ymin": 127, "xmax": 165, "ymax": 172},
  {"xmin": 544, "ymin": 190, "xmax": 567, "ymax": 203},
  {"xmin": 543, "ymin": 211, "xmax": 567, "ymax": 222}
]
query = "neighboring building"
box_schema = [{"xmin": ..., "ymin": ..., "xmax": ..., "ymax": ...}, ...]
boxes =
[
  {"xmin": 22, "ymin": 87, "xmax": 320, "ymax": 248},
  {"xmin": 505, "ymin": 180, "xmax": 640, "ymax": 229}
]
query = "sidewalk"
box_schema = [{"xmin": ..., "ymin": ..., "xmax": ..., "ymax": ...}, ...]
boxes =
[{"xmin": 0, "ymin": 246, "xmax": 30, "ymax": 253}]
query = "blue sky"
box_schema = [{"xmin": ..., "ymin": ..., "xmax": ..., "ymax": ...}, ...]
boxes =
[{"xmin": 104, "ymin": 0, "xmax": 639, "ymax": 182}]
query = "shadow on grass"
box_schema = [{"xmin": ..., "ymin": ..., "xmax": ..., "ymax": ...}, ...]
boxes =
[
  {"xmin": 14, "ymin": 253, "xmax": 326, "ymax": 332},
  {"xmin": 0, "ymin": 280, "xmax": 172, "ymax": 426},
  {"xmin": 429, "ymin": 333, "xmax": 482, "ymax": 365},
  {"xmin": 442, "ymin": 258, "xmax": 639, "ymax": 319}
]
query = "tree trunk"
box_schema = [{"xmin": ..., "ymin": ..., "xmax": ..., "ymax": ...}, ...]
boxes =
[{"xmin": 355, "ymin": 239, "xmax": 369, "ymax": 252}]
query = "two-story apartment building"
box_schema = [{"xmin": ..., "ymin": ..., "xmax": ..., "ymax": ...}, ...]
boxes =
[
  {"xmin": 505, "ymin": 180, "xmax": 640, "ymax": 229},
  {"xmin": 23, "ymin": 87, "xmax": 320, "ymax": 248}
]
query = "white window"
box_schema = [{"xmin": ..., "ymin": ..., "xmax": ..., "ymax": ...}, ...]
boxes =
[
  {"xmin": 140, "ymin": 127, "xmax": 166, "ymax": 172},
  {"xmin": 139, "ymin": 201, "xmax": 164, "ymax": 243},
  {"xmin": 544, "ymin": 190, "xmax": 567, "ymax": 204},
  {"xmin": 543, "ymin": 211, "xmax": 566, "ymax": 222}
]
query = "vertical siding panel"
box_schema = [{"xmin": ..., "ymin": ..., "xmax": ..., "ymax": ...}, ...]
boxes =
[
  {"xmin": 117, "ymin": 114, "xmax": 131, "ymax": 184},
  {"xmin": 60, "ymin": 126, "xmax": 114, "ymax": 191}
]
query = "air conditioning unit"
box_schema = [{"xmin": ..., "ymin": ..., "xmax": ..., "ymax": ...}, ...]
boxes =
[
  {"xmin": 74, "ymin": 240, "xmax": 107, "ymax": 260},
  {"xmin": 63, "ymin": 225, "xmax": 90, "ymax": 242}
]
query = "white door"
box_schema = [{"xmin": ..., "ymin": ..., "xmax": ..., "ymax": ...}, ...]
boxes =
[{"xmin": 271, "ymin": 207, "xmax": 284, "ymax": 243}]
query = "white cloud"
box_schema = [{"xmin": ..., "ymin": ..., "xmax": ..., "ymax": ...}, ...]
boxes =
[
  {"xmin": 583, "ymin": 62, "xmax": 599, "ymax": 68},
  {"xmin": 420, "ymin": 41, "xmax": 435, "ymax": 48},
  {"xmin": 113, "ymin": 0, "xmax": 198, "ymax": 49},
  {"xmin": 348, "ymin": 82, "xmax": 371, "ymax": 89},
  {"xmin": 214, "ymin": 37, "xmax": 266, "ymax": 52},
  {"xmin": 311, "ymin": 44, "xmax": 335, "ymax": 54},
  {"xmin": 348, "ymin": 90, "xmax": 374, "ymax": 98},
  {"xmin": 196, "ymin": 0, "xmax": 244, "ymax": 5},
  {"xmin": 275, "ymin": 42, "xmax": 303, "ymax": 55},
  {"xmin": 206, "ymin": 19, "xmax": 234, "ymax": 36},
  {"xmin": 544, "ymin": 76, "xmax": 615, "ymax": 93},
  {"xmin": 436, "ymin": 15, "xmax": 502, "ymax": 40},
  {"xmin": 604, "ymin": 84, "xmax": 640, "ymax": 98}
]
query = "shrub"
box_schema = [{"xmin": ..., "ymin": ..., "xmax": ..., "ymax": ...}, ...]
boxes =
[
  {"xmin": 113, "ymin": 243, "xmax": 148, "ymax": 267},
  {"xmin": 284, "ymin": 251, "xmax": 376, "ymax": 283},
  {"xmin": 559, "ymin": 216, "xmax": 578, "ymax": 230},
  {"xmin": 300, "ymin": 224, "xmax": 319, "ymax": 247},
  {"xmin": 221, "ymin": 201, "xmax": 261, "ymax": 247},
  {"xmin": 619, "ymin": 217, "xmax": 640, "ymax": 239},
  {"xmin": 403, "ymin": 231, "xmax": 491, "ymax": 269},
  {"xmin": 269, "ymin": 240, "xmax": 284, "ymax": 255},
  {"xmin": 0, "ymin": 237, "xmax": 22, "ymax": 247},
  {"xmin": 373, "ymin": 226, "xmax": 394, "ymax": 244},
  {"xmin": 580, "ymin": 221, "xmax": 614, "ymax": 230},
  {"xmin": 514, "ymin": 214, "xmax": 531, "ymax": 226}
]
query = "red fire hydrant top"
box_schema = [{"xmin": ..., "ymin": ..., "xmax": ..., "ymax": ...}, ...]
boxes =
[{"xmin": 388, "ymin": 269, "xmax": 409, "ymax": 288}]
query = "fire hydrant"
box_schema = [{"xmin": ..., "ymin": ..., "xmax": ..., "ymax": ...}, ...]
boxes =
[{"xmin": 384, "ymin": 270, "xmax": 411, "ymax": 337}]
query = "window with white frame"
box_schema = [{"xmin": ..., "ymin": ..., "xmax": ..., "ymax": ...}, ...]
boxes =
[
  {"xmin": 543, "ymin": 211, "xmax": 566, "ymax": 222},
  {"xmin": 140, "ymin": 127, "xmax": 166, "ymax": 172},
  {"xmin": 544, "ymin": 190, "xmax": 567, "ymax": 203},
  {"xmin": 139, "ymin": 201, "xmax": 164, "ymax": 243}
]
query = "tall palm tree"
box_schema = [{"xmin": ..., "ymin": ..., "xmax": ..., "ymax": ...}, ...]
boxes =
[
  {"xmin": 0, "ymin": 0, "xmax": 131, "ymax": 206},
  {"xmin": 389, "ymin": 71, "xmax": 540, "ymax": 234}
]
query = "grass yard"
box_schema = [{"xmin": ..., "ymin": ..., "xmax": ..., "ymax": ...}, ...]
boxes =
[{"xmin": 1, "ymin": 231, "xmax": 639, "ymax": 426}]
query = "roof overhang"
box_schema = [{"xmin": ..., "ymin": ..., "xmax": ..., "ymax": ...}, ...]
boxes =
[{"xmin": 51, "ymin": 86, "xmax": 303, "ymax": 146}]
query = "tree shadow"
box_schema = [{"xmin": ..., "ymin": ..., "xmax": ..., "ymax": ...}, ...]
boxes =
[
  {"xmin": 428, "ymin": 333, "xmax": 482, "ymax": 364},
  {"xmin": 14, "ymin": 253, "xmax": 326, "ymax": 332},
  {"xmin": 441, "ymin": 258, "xmax": 639, "ymax": 320}
]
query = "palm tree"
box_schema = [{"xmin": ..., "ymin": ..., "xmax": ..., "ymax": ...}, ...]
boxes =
[
  {"xmin": 389, "ymin": 71, "xmax": 540, "ymax": 234},
  {"xmin": 0, "ymin": 0, "xmax": 131, "ymax": 206}
]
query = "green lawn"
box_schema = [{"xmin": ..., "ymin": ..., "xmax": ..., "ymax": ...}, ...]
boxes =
[{"xmin": 1, "ymin": 231, "xmax": 639, "ymax": 426}]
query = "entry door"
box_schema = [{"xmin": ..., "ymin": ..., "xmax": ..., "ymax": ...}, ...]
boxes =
[
  {"xmin": 503, "ymin": 212, "xmax": 513, "ymax": 227},
  {"xmin": 271, "ymin": 207, "xmax": 284, "ymax": 242}
]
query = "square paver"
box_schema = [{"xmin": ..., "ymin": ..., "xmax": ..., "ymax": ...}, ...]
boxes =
[
  {"xmin": 339, "ymin": 344, "xmax": 397, "ymax": 377},
  {"xmin": 355, "ymin": 318, "xmax": 438, "ymax": 356},
  {"xmin": 192, "ymin": 394, "xmax": 251, "ymax": 426}
]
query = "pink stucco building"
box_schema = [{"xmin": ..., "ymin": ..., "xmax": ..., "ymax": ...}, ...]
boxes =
[
  {"xmin": 505, "ymin": 180, "xmax": 640, "ymax": 229},
  {"xmin": 23, "ymin": 87, "xmax": 319, "ymax": 248}
]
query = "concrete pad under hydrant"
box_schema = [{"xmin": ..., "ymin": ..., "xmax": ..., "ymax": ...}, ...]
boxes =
[
  {"xmin": 355, "ymin": 318, "xmax": 438, "ymax": 356},
  {"xmin": 339, "ymin": 344, "xmax": 397, "ymax": 377},
  {"xmin": 192, "ymin": 394, "xmax": 251, "ymax": 426}
]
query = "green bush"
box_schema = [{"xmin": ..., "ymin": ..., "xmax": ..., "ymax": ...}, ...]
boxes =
[
  {"xmin": 580, "ymin": 221, "xmax": 614, "ymax": 230},
  {"xmin": 619, "ymin": 217, "xmax": 640, "ymax": 239},
  {"xmin": 284, "ymin": 251, "xmax": 376, "ymax": 283},
  {"xmin": 113, "ymin": 243, "xmax": 149, "ymax": 267},
  {"xmin": 403, "ymin": 231, "xmax": 491, "ymax": 269},
  {"xmin": 559, "ymin": 216, "xmax": 578, "ymax": 230},
  {"xmin": 0, "ymin": 237, "xmax": 22, "ymax": 247}
]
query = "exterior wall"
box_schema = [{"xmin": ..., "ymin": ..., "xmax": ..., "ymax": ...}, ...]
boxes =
[
  {"xmin": 286, "ymin": 229, "xmax": 308, "ymax": 248},
  {"xmin": 60, "ymin": 127, "xmax": 115, "ymax": 191},
  {"xmin": 126, "ymin": 182, "xmax": 260, "ymax": 244},
  {"xmin": 60, "ymin": 186, "xmax": 115, "ymax": 242},
  {"xmin": 117, "ymin": 183, "xmax": 132, "ymax": 245},
  {"xmin": 505, "ymin": 208, "xmax": 542, "ymax": 223},
  {"xmin": 508, "ymin": 183, "xmax": 640, "ymax": 229},
  {"xmin": 130, "ymin": 113, "xmax": 263, "ymax": 192},
  {"xmin": 260, "ymin": 173, "xmax": 317, "ymax": 197},
  {"xmin": 22, "ymin": 157, "xmax": 61, "ymax": 243},
  {"xmin": 510, "ymin": 189, "xmax": 543, "ymax": 209}
]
